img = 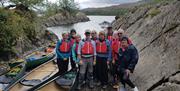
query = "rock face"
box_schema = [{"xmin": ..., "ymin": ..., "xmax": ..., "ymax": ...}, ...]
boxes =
[
  {"xmin": 44, "ymin": 12, "xmax": 90, "ymax": 27},
  {"xmin": 112, "ymin": 0, "xmax": 180, "ymax": 91},
  {"xmin": 14, "ymin": 25, "xmax": 58, "ymax": 57}
]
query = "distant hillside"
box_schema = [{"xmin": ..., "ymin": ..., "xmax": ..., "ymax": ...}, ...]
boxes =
[
  {"xmin": 81, "ymin": 2, "xmax": 140, "ymax": 16},
  {"xmin": 81, "ymin": 0, "xmax": 173, "ymax": 16}
]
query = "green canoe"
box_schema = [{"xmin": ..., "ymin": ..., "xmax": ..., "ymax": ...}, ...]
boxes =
[
  {"xmin": 25, "ymin": 46, "xmax": 55, "ymax": 70},
  {"xmin": 0, "ymin": 61, "xmax": 26, "ymax": 91}
]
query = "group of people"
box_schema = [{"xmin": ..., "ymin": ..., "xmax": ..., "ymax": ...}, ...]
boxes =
[{"xmin": 56, "ymin": 26, "xmax": 139, "ymax": 91}]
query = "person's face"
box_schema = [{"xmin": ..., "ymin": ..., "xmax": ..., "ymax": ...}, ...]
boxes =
[
  {"xmin": 91, "ymin": 32, "xmax": 97, "ymax": 38},
  {"xmin": 76, "ymin": 36, "xmax": 81, "ymax": 42},
  {"xmin": 114, "ymin": 33, "xmax": 118, "ymax": 39},
  {"xmin": 71, "ymin": 32, "xmax": 76, "ymax": 38},
  {"xmin": 118, "ymin": 32, "xmax": 123, "ymax": 39},
  {"xmin": 85, "ymin": 32, "xmax": 91, "ymax": 38},
  {"xmin": 108, "ymin": 29, "xmax": 113, "ymax": 34},
  {"xmin": 99, "ymin": 34, "xmax": 105, "ymax": 40},
  {"xmin": 121, "ymin": 40, "xmax": 129, "ymax": 48},
  {"xmin": 62, "ymin": 34, "xmax": 68, "ymax": 40}
]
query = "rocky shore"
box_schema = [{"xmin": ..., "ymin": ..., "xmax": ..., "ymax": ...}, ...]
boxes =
[
  {"xmin": 44, "ymin": 12, "xmax": 90, "ymax": 27},
  {"xmin": 112, "ymin": 0, "xmax": 180, "ymax": 90}
]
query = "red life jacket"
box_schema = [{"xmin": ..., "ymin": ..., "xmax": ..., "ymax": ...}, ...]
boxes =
[
  {"xmin": 108, "ymin": 36, "xmax": 113, "ymax": 41},
  {"xmin": 59, "ymin": 40, "xmax": 71, "ymax": 53},
  {"xmin": 112, "ymin": 40, "xmax": 121, "ymax": 53},
  {"xmin": 112, "ymin": 40, "xmax": 121, "ymax": 60},
  {"xmin": 81, "ymin": 40, "xmax": 94, "ymax": 55},
  {"xmin": 96, "ymin": 40, "xmax": 108, "ymax": 54}
]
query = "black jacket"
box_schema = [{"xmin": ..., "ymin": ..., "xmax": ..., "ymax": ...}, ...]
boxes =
[{"xmin": 118, "ymin": 44, "xmax": 139, "ymax": 73}]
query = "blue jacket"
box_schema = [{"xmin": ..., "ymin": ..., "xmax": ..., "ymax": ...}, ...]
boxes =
[
  {"xmin": 118, "ymin": 44, "xmax": 139, "ymax": 72},
  {"xmin": 56, "ymin": 40, "xmax": 71, "ymax": 59}
]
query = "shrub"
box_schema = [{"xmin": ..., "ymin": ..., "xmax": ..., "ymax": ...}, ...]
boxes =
[{"xmin": 0, "ymin": 8, "xmax": 39, "ymax": 61}]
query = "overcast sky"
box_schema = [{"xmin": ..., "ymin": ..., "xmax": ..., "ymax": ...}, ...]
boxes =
[{"xmin": 49, "ymin": 0, "xmax": 140, "ymax": 9}]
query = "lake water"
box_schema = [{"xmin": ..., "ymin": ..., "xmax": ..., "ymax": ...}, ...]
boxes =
[{"xmin": 47, "ymin": 16, "xmax": 115, "ymax": 39}]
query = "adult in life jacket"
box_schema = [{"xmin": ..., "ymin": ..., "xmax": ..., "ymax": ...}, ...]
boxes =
[
  {"xmin": 117, "ymin": 36, "xmax": 139, "ymax": 91},
  {"xmin": 91, "ymin": 30, "xmax": 98, "ymax": 41},
  {"xmin": 56, "ymin": 32, "xmax": 71, "ymax": 75},
  {"xmin": 95, "ymin": 31, "xmax": 112, "ymax": 89},
  {"xmin": 106, "ymin": 25, "xmax": 113, "ymax": 42},
  {"xmin": 69, "ymin": 29, "xmax": 77, "ymax": 70},
  {"xmin": 111, "ymin": 30, "xmax": 121, "ymax": 88},
  {"xmin": 71, "ymin": 34, "xmax": 81, "ymax": 65},
  {"xmin": 77, "ymin": 29, "xmax": 96, "ymax": 90}
]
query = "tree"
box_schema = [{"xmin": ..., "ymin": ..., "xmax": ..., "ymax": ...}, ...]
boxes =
[
  {"xmin": 44, "ymin": 2, "xmax": 60, "ymax": 17},
  {"xmin": 44, "ymin": 0, "xmax": 79, "ymax": 17},
  {"xmin": 58, "ymin": 0, "xmax": 79, "ymax": 16},
  {"xmin": 10, "ymin": 0, "xmax": 44, "ymax": 8},
  {"xmin": 0, "ymin": 0, "xmax": 9, "ymax": 7}
]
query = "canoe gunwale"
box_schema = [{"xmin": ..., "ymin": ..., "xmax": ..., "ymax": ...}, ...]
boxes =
[
  {"xmin": 28, "ymin": 69, "xmax": 75, "ymax": 91},
  {"xmin": 3, "ymin": 62, "xmax": 26, "ymax": 91},
  {"xmin": 7, "ymin": 56, "xmax": 56, "ymax": 91}
]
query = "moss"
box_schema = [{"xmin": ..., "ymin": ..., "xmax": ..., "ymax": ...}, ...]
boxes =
[{"xmin": 147, "ymin": 8, "xmax": 161, "ymax": 18}]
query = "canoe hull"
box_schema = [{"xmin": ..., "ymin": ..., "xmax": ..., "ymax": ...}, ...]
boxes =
[
  {"xmin": 26, "ymin": 53, "xmax": 55, "ymax": 70},
  {"xmin": 0, "ymin": 62, "xmax": 26, "ymax": 91},
  {"xmin": 9, "ymin": 58, "xmax": 57, "ymax": 91}
]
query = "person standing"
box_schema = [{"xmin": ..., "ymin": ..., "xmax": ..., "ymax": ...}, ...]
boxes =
[
  {"xmin": 69, "ymin": 29, "xmax": 77, "ymax": 70},
  {"xmin": 71, "ymin": 34, "xmax": 81, "ymax": 66},
  {"xmin": 117, "ymin": 36, "xmax": 139, "ymax": 91},
  {"xmin": 106, "ymin": 25, "xmax": 113, "ymax": 42},
  {"xmin": 91, "ymin": 30, "xmax": 98, "ymax": 83},
  {"xmin": 111, "ymin": 30, "xmax": 121, "ymax": 88},
  {"xmin": 95, "ymin": 31, "xmax": 112, "ymax": 89},
  {"xmin": 77, "ymin": 29, "xmax": 96, "ymax": 89},
  {"xmin": 111, "ymin": 28, "xmax": 133, "ymax": 88},
  {"xmin": 56, "ymin": 32, "xmax": 71, "ymax": 74}
]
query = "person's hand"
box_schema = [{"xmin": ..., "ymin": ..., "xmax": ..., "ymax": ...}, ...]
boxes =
[
  {"xmin": 93, "ymin": 57, "xmax": 96, "ymax": 65},
  {"xmin": 63, "ymin": 58, "xmax": 67, "ymax": 61},
  {"xmin": 79, "ymin": 60, "xmax": 83, "ymax": 65},
  {"xmin": 93, "ymin": 61, "xmax": 96, "ymax": 65},
  {"xmin": 112, "ymin": 60, "xmax": 115, "ymax": 64},
  {"xmin": 125, "ymin": 69, "xmax": 131, "ymax": 76},
  {"xmin": 107, "ymin": 61, "xmax": 110, "ymax": 65}
]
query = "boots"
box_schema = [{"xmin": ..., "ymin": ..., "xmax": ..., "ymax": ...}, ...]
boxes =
[
  {"xmin": 77, "ymin": 74, "xmax": 85, "ymax": 90},
  {"xmin": 88, "ymin": 72, "xmax": 94, "ymax": 89}
]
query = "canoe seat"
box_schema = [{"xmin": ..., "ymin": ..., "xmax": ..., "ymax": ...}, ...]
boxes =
[{"xmin": 20, "ymin": 79, "xmax": 41, "ymax": 86}]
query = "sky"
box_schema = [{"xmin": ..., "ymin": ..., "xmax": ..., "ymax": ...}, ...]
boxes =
[{"xmin": 49, "ymin": 0, "xmax": 140, "ymax": 9}]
